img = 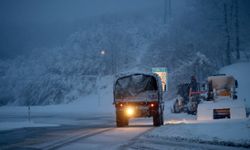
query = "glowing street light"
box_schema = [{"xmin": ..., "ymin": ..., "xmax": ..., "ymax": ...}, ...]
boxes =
[
  {"xmin": 100, "ymin": 49, "xmax": 115, "ymax": 75},
  {"xmin": 97, "ymin": 49, "xmax": 106, "ymax": 106},
  {"xmin": 100, "ymin": 50, "xmax": 106, "ymax": 55}
]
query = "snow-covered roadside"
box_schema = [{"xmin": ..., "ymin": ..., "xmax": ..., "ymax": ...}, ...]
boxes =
[
  {"xmin": 147, "ymin": 98, "xmax": 250, "ymax": 147},
  {"xmin": 220, "ymin": 62, "xmax": 250, "ymax": 109},
  {"xmin": 0, "ymin": 94, "xmax": 115, "ymax": 130},
  {"xmin": 0, "ymin": 121, "xmax": 59, "ymax": 131},
  {"xmin": 146, "ymin": 116, "xmax": 250, "ymax": 147},
  {"xmin": 0, "ymin": 94, "xmax": 114, "ymax": 131},
  {"xmin": 0, "ymin": 76, "xmax": 115, "ymax": 131},
  {"xmin": 145, "ymin": 62, "xmax": 250, "ymax": 147}
]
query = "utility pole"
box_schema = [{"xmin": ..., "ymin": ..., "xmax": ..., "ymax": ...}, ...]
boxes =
[
  {"xmin": 98, "ymin": 50, "xmax": 106, "ymax": 106},
  {"xmin": 111, "ymin": 49, "xmax": 116, "ymax": 76},
  {"xmin": 168, "ymin": 0, "xmax": 171, "ymax": 19},
  {"xmin": 234, "ymin": 0, "xmax": 240, "ymax": 60},
  {"xmin": 164, "ymin": 0, "xmax": 167, "ymax": 24},
  {"xmin": 224, "ymin": 3, "xmax": 231, "ymax": 65},
  {"xmin": 163, "ymin": 0, "xmax": 171, "ymax": 24}
]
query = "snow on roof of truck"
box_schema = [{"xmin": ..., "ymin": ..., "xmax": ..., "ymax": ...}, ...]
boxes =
[
  {"xmin": 115, "ymin": 72, "xmax": 159, "ymax": 80},
  {"xmin": 114, "ymin": 72, "xmax": 162, "ymax": 88},
  {"xmin": 113, "ymin": 72, "xmax": 163, "ymax": 100}
]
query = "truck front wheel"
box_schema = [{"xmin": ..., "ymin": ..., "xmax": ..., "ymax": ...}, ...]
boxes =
[
  {"xmin": 116, "ymin": 111, "xmax": 128, "ymax": 127},
  {"xmin": 153, "ymin": 109, "xmax": 164, "ymax": 126},
  {"xmin": 160, "ymin": 110, "xmax": 164, "ymax": 125},
  {"xmin": 153, "ymin": 113, "xmax": 160, "ymax": 126}
]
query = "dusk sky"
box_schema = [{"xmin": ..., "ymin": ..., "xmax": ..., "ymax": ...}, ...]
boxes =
[{"xmin": 0, "ymin": 0, "xmax": 163, "ymax": 59}]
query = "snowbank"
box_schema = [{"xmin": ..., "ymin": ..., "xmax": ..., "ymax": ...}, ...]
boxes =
[
  {"xmin": 220, "ymin": 62, "xmax": 250, "ymax": 109},
  {"xmin": 150, "ymin": 62, "xmax": 250, "ymax": 147},
  {"xmin": 146, "ymin": 118, "xmax": 250, "ymax": 147},
  {"xmin": 150, "ymin": 100, "xmax": 250, "ymax": 147}
]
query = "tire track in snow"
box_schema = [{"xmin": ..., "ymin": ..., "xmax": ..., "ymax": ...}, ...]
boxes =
[
  {"xmin": 128, "ymin": 136, "xmax": 250, "ymax": 150},
  {"xmin": 40, "ymin": 128, "xmax": 114, "ymax": 150},
  {"xmin": 1, "ymin": 127, "xmax": 114, "ymax": 150}
]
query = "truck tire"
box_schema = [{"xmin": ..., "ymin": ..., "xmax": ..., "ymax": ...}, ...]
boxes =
[
  {"xmin": 160, "ymin": 110, "xmax": 164, "ymax": 125},
  {"xmin": 153, "ymin": 112, "xmax": 161, "ymax": 127},
  {"xmin": 116, "ymin": 111, "xmax": 128, "ymax": 127}
]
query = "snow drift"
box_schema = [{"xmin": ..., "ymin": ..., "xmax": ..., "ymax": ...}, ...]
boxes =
[{"xmin": 220, "ymin": 62, "xmax": 250, "ymax": 109}]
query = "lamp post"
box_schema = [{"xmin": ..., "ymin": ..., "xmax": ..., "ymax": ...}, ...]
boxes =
[
  {"xmin": 97, "ymin": 50, "xmax": 106, "ymax": 106},
  {"xmin": 101, "ymin": 49, "xmax": 115, "ymax": 76},
  {"xmin": 111, "ymin": 49, "xmax": 116, "ymax": 77},
  {"xmin": 100, "ymin": 50, "xmax": 105, "ymax": 56}
]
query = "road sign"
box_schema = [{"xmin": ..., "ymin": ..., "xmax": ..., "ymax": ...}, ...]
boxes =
[{"xmin": 152, "ymin": 67, "xmax": 168, "ymax": 92}]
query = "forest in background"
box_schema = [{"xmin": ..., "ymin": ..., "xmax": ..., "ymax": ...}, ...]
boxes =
[{"xmin": 0, "ymin": 0, "xmax": 249, "ymax": 105}]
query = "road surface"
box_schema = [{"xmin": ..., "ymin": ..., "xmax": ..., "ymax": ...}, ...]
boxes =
[
  {"xmin": 1, "ymin": 114, "xmax": 249, "ymax": 150},
  {"xmin": 0, "ymin": 114, "xmax": 154, "ymax": 150}
]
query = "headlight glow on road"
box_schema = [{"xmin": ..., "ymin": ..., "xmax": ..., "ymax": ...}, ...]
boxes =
[
  {"xmin": 166, "ymin": 119, "xmax": 194, "ymax": 124},
  {"xmin": 126, "ymin": 107, "xmax": 134, "ymax": 116}
]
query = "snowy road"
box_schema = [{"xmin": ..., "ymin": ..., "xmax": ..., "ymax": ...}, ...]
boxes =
[
  {"xmin": 1, "ymin": 116, "xmax": 249, "ymax": 150},
  {"xmin": 0, "ymin": 114, "xmax": 154, "ymax": 150},
  {"xmin": 1, "ymin": 111, "xmax": 250, "ymax": 150}
]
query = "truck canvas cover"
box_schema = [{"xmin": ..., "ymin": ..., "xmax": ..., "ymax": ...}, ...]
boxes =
[{"xmin": 114, "ymin": 74, "xmax": 161, "ymax": 102}]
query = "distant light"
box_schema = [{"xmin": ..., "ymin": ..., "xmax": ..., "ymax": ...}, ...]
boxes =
[
  {"xmin": 100, "ymin": 50, "xmax": 106, "ymax": 55},
  {"xmin": 150, "ymin": 103, "xmax": 154, "ymax": 107}
]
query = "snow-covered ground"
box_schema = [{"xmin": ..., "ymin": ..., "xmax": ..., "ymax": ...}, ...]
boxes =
[
  {"xmin": 158, "ymin": 118, "xmax": 250, "ymax": 145},
  {"xmin": 0, "ymin": 62, "xmax": 250, "ymax": 149},
  {"xmin": 220, "ymin": 62, "xmax": 250, "ymax": 109},
  {"xmin": 0, "ymin": 121, "xmax": 59, "ymax": 131},
  {"xmin": 147, "ymin": 102, "xmax": 250, "ymax": 147},
  {"xmin": 144, "ymin": 62, "xmax": 250, "ymax": 148},
  {"xmin": 0, "ymin": 76, "xmax": 115, "ymax": 131}
]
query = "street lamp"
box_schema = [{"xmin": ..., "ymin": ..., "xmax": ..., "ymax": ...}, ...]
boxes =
[
  {"xmin": 100, "ymin": 49, "xmax": 116, "ymax": 76},
  {"xmin": 100, "ymin": 50, "xmax": 106, "ymax": 56},
  {"xmin": 97, "ymin": 49, "xmax": 106, "ymax": 106}
]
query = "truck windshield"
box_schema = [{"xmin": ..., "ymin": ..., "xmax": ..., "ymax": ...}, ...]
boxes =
[{"xmin": 114, "ymin": 74, "xmax": 158, "ymax": 99}]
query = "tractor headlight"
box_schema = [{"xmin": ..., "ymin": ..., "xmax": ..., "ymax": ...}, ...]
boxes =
[{"xmin": 126, "ymin": 107, "xmax": 134, "ymax": 116}]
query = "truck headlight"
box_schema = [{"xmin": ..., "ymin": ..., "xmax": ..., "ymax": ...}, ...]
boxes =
[{"xmin": 126, "ymin": 107, "xmax": 134, "ymax": 116}]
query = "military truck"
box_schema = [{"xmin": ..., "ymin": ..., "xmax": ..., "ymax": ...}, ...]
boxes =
[{"xmin": 113, "ymin": 73, "xmax": 164, "ymax": 127}]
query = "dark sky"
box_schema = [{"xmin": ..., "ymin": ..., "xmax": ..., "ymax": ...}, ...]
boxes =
[{"xmin": 0, "ymin": 0, "xmax": 162, "ymax": 59}]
